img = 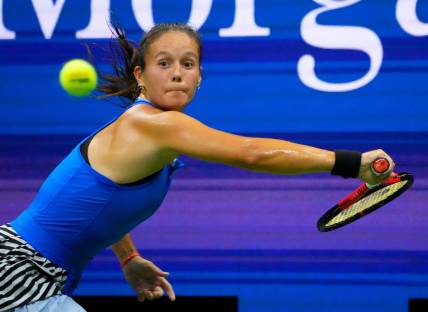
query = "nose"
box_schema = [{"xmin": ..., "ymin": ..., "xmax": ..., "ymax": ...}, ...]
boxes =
[
  {"xmin": 172, "ymin": 62, "xmax": 182, "ymax": 83},
  {"xmin": 172, "ymin": 75, "xmax": 182, "ymax": 82}
]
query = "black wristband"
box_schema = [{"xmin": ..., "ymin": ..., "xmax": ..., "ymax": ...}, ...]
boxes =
[{"xmin": 331, "ymin": 150, "xmax": 362, "ymax": 179}]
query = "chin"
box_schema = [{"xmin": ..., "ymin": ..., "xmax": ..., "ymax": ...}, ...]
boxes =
[
  {"xmin": 152, "ymin": 99, "xmax": 185, "ymax": 111},
  {"xmin": 161, "ymin": 94, "xmax": 191, "ymax": 111},
  {"xmin": 171, "ymin": 101, "xmax": 189, "ymax": 112}
]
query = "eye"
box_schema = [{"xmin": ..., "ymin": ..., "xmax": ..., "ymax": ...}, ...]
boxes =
[
  {"xmin": 158, "ymin": 60, "xmax": 169, "ymax": 68},
  {"xmin": 183, "ymin": 61, "xmax": 194, "ymax": 69}
]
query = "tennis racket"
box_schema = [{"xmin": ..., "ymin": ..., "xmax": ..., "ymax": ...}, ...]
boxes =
[{"xmin": 317, "ymin": 158, "xmax": 413, "ymax": 232}]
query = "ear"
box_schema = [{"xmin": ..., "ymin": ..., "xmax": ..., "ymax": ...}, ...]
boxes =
[{"xmin": 133, "ymin": 66, "xmax": 144, "ymax": 85}]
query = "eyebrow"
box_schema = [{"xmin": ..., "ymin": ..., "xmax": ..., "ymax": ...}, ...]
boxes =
[{"xmin": 155, "ymin": 51, "xmax": 198, "ymax": 58}]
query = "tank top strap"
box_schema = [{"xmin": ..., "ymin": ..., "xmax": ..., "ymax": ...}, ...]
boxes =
[
  {"xmin": 129, "ymin": 98, "xmax": 153, "ymax": 108},
  {"xmin": 169, "ymin": 158, "xmax": 185, "ymax": 174}
]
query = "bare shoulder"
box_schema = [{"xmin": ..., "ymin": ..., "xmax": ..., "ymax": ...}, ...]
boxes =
[
  {"xmin": 142, "ymin": 108, "xmax": 195, "ymax": 124},
  {"xmin": 114, "ymin": 105, "xmax": 252, "ymax": 166},
  {"xmin": 112, "ymin": 106, "xmax": 200, "ymax": 157},
  {"xmin": 124, "ymin": 106, "xmax": 199, "ymax": 135}
]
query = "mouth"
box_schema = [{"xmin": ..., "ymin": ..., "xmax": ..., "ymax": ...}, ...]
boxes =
[{"xmin": 166, "ymin": 90, "xmax": 188, "ymax": 96}]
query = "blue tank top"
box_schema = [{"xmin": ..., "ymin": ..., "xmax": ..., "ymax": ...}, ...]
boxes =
[{"xmin": 10, "ymin": 99, "xmax": 182, "ymax": 294}]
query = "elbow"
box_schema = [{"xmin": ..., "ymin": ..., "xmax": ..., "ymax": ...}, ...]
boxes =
[{"xmin": 241, "ymin": 138, "xmax": 264, "ymax": 168}]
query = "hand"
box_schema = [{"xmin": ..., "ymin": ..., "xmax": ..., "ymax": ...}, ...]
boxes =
[
  {"xmin": 122, "ymin": 256, "xmax": 176, "ymax": 302},
  {"xmin": 359, "ymin": 149, "xmax": 395, "ymax": 185}
]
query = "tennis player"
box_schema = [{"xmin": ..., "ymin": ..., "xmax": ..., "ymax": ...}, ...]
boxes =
[{"xmin": 0, "ymin": 23, "xmax": 395, "ymax": 311}]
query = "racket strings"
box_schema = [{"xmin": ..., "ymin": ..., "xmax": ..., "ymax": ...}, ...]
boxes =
[{"xmin": 325, "ymin": 180, "xmax": 408, "ymax": 227}]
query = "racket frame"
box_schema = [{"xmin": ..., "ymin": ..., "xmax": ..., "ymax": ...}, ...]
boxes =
[{"xmin": 317, "ymin": 172, "xmax": 413, "ymax": 232}]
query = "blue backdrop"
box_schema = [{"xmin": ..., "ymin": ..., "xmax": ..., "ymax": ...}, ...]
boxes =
[
  {"xmin": 1, "ymin": 1, "xmax": 428, "ymax": 311},
  {"xmin": 1, "ymin": 0, "xmax": 427, "ymax": 133}
]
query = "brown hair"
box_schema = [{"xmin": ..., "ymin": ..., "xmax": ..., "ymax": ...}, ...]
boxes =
[{"xmin": 97, "ymin": 23, "xmax": 202, "ymax": 106}]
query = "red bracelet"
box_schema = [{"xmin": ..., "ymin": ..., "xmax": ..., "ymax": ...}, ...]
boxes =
[{"xmin": 120, "ymin": 251, "xmax": 140, "ymax": 268}]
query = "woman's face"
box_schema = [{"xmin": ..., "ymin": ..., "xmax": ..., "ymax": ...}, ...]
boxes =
[{"xmin": 135, "ymin": 31, "xmax": 201, "ymax": 111}]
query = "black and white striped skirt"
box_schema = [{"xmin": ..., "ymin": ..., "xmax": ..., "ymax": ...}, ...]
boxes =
[{"xmin": 0, "ymin": 223, "xmax": 68, "ymax": 311}]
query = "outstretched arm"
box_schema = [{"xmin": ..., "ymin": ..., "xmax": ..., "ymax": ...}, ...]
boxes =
[
  {"xmin": 111, "ymin": 234, "xmax": 176, "ymax": 301},
  {"xmin": 137, "ymin": 110, "xmax": 334, "ymax": 174},
  {"xmin": 136, "ymin": 110, "xmax": 393, "ymax": 184}
]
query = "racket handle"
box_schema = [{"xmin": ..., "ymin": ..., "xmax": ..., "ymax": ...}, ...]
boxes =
[
  {"xmin": 365, "ymin": 158, "xmax": 391, "ymax": 189},
  {"xmin": 371, "ymin": 157, "xmax": 390, "ymax": 176}
]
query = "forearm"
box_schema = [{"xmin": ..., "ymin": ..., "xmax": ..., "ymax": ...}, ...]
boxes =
[
  {"xmin": 150, "ymin": 112, "xmax": 335, "ymax": 175},
  {"xmin": 111, "ymin": 233, "xmax": 139, "ymax": 262},
  {"xmin": 243, "ymin": 137, "xmax": 335, "ymax": 175}
]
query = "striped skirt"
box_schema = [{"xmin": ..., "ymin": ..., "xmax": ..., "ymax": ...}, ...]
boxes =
[{"xmin": 0, "ymin": 224, "xmax": 68, "ymax": 311}]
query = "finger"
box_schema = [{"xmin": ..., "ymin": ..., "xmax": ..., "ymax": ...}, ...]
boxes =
[
  {"xmin": 389, "ymin": 172, "xmax": 398, "ymax": 178},
  {"xmin": 157, "ymin": 271, "xmax": 170, "ymax": 278},
  {"xmin": 137, "ymin": 293, "xmax": 145, "ymax": 302},
  {"xmin": 380, "ymin": 151, "xmax": 394, "ymax": 168},
  {"xmin": 384, "ymin": 155, "xmax": 395, "ymax": 173},
  {"xmin": 148, "ymin": 262, "xmax": 170, "ymax": 277},
  {"xmin": 382, "ymin": 159, "xmax": 395, "ymax": 180},
  {"xmin": 143, "ymin": 289, "xmax": 155, "ymax": 300},
  {"xmin": 159, "ymin": 277, "xmax": 176, "ymax": 301},
  {"xmin": 153, "ymin": 286, "xmax": 164, "ymax": 298}
]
